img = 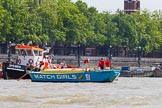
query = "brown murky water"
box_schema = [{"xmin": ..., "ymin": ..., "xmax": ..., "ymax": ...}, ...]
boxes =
[{"xmin": 0, "ymin": 77, "xmax": 162, "ymax": 108}]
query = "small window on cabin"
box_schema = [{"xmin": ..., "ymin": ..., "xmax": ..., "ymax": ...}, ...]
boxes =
[
  {"xmin": 26, "ymin": 50, "xmax": 33, "ymax": 56},
  {"xmin": 20, "ymin": 49, "xmax": 26, "ymax": 56},
  {"xmin": 34, "ymin": 50, "xmax": 39, "ymax": 56},
  {"xmin": 16, "ymin": 49, "xmax": 21, "ymax": 56},
  {"xmin": 39, "ymin": 51, "xmax": 43, "ymax": 56}
]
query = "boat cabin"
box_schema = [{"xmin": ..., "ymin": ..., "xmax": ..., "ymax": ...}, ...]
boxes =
[{"xmin": 15, "ymin": 45, "xmax": 44, "ymax": 66}]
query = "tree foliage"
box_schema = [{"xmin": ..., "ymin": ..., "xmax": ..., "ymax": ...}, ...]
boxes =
[{"xmin": 0, "ymin": 0, "xmax": 162, "ymax": 54}]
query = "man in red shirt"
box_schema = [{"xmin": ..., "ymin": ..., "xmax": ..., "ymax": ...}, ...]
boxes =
[
  {"xmin": 105, "ymin": 58, "xmax": 110, "ymax": 69},
  {"xmin": 98, "ymin": 58, "xmax": 105, "ymax": 70},
  {"xmin": 84, "ymin": 58, "xmax": 89, "ymax": 71},
  {"xmin": 84, "ymin": 58, "xmax": 89, "ymax": 64}
]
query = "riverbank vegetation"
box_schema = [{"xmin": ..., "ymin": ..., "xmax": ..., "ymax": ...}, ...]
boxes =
[{"xmin": 0, "ymin": 0, "xmax": 162, "ymax": 55}]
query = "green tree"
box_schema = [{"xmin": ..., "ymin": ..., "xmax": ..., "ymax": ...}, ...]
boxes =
[
  {"xmin": 103, "ymin": 12, "xmax": 119, "ymax": 47},
  {"xmin": 57, "ymin": 0, "xmax": 91, "ymax": 45},
  {"xmin": 0, "ymin": 0, "xmax": 13, "ymax": 42},
  {"xmin": 0, "ymin": 2, "xmax": 8, "ymax": 41},
  {"xmin": 135, "ymin": 10, "xmax": 162, "ymax": 54}
]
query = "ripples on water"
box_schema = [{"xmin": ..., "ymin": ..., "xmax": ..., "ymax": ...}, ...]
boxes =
[{"xmin": 1, "ymin": 78, "xmax": 162, "ymax": 108}]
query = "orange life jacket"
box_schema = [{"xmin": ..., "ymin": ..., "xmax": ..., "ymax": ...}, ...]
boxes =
[{"xmin": 44, "ymin": 61, "xmax": 49, "ymax": 69}]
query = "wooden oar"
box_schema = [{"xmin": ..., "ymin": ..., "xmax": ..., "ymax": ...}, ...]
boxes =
[
  {"xmin": 17, "ymin": 63, "xmax": 41, "ymax": 81},
  {"xmin": 17, "ymin": 71, "xmax": 29, "ymax": 81}
]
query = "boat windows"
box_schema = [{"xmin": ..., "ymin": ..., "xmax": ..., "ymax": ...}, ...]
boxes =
[
  {"xmin": 20, "ymin": 49, "xmax": 26, "ymax": 56},
  {"xmin": 16, "ymin": 49, "xmax": 21, "ymax": 56},
  {"xmin": 39, "ymin": 51, "xmax": 43, "ymax": 56},
  {"xmin": 34, "ymin": 50, "xmax": 39, "ymax": 56},
  {"xmin": 26, "ymin": 50, "xmax": 33, "ymax": 56}
]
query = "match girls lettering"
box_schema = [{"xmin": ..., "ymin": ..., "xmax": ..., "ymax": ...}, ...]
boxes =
[{"xmin": 34, "ymin": 74, "xmax": 77, "ymax": 80}]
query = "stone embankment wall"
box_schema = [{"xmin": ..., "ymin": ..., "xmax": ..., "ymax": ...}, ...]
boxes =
[
  {"xmin": 53, "ymin": 56, "xmax": 162, "ymax": 69},
  {"xmin": 1, "ymin": 54, "xmax": 162, "ymax": 69}
]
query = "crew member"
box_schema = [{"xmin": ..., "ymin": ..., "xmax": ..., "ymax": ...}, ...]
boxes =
[
  {"xmin": 47, "ymin": 56, "xmax": 53, "ymax": 69},
  {"xmin": 60, "ymin": 62, "xmax": 65, "ymax": 69},
  {"xmin": 39, "ymin": 61, "xmax": 44, "ymax": 70},
  {"xmin": 42, "ymin": 55, "xmax": 49, "ymax": 69},
  {"xmin": 105, "ymin": 58, "xmax": 110, "ymax": 69},
  {"xmin": 84, "ymin": 58, "xmax": 89, "ymax": 70},
  {"xmin": 67, "ymin": 64, "xmax": 72, "ymax": 68},
  {"xmin": 98, "ymin": 58, "xmax": 105, "ymax": 70}
]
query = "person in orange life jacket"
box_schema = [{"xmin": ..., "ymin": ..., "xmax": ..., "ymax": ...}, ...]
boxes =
[
  {"xmin": 105, "ymin": 58, "xmax": 110, "ymax": 69},
  {"xmin": 42, "ymin": 56, "xmax": 49, "ymax": 69},
  {"xmin": 98, "ymin": 58, "xmax": 105, "ymax": 70}
]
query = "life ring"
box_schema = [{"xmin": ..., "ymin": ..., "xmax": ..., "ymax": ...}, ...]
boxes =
[
  {"xmin": 28, "ymin": 59, "xmax": 33, "ymax": 64},
  {"xmin": 17, "ymin": 59, "xmax": 21, "ymax": 64},
  {"xmin": 78, "ymin": 75, "xmax": 83, "ymax": 80}
]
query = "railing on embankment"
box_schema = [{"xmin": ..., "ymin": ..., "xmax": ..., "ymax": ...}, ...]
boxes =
[
  {"xmin": 53, "ymin": 56, "xmax": 162, "ymax": 68},
  {"xmin": 0, "ymin": 54, "xmax": 162, "ymax": 68}
]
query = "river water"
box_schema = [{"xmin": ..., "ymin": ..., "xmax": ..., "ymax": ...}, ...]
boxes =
[{"xmin": 0, "ymin": 77, "xmax": 162, "ymax": 108}]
